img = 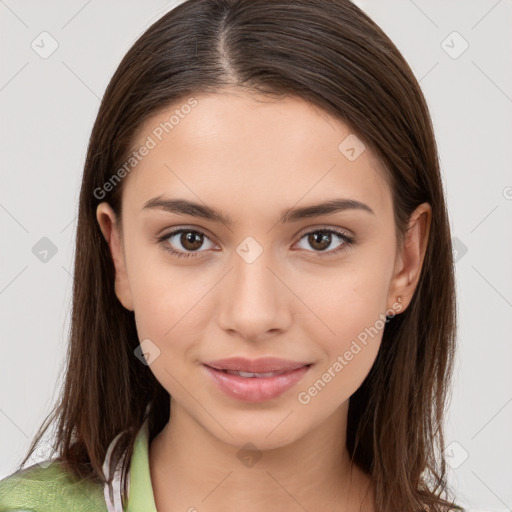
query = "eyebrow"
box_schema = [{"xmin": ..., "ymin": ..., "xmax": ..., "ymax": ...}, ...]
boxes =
[{"xmin": 142, "ymin": 196, "xmax": 375, "ymax": 225}]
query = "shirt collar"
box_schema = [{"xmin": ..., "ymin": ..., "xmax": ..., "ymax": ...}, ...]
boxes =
[
  {"xmin": 103, "ymin": 418, "xmax": 158, "ymax": 512},
  {"xmin": 125, "ymin": 418, "xmax": 158, "ymax": 512}
]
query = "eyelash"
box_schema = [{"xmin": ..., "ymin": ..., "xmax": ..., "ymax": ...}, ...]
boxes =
[{"xmin": 156, "ymin": 227, "xmax": 355, "ymax": 260}]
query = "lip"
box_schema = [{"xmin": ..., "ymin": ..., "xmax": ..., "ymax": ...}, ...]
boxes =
[
  {"xmin": 202, "ymin": 359, "xmax": 312, "ymax": 403},
  {"xmin": 203, "ymin": 356, "xmax": 311, "ymax": 373}
]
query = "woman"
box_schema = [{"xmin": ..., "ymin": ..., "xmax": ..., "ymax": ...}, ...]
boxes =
[{"xmin": 0, "ymin": 0, "xmax": 463, "ymax": 510}]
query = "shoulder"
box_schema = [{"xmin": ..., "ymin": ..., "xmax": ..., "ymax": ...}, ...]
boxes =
[{"xmin": 0, "ymin": 460, "xmax": 107, "ymax": 512}]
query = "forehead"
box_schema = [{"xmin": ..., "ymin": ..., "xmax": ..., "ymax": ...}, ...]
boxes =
[{"xmin": 122, "ymin": 90, "xmax": 391, "ymax": 219}]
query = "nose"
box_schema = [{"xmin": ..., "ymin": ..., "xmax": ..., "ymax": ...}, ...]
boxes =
[{"xmin": 217, "ymin": 246, "xmax": 292, "ymax": 342}]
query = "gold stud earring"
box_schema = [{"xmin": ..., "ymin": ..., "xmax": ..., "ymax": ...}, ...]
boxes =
[{"xmin": 397, "ymin": 296, "xmax": 403, "ymax": 303}]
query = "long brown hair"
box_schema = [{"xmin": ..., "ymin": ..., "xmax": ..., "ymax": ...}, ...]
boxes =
[{"xmin": 16, "ymin": 1, "xmax": 462, "ymax": 510}]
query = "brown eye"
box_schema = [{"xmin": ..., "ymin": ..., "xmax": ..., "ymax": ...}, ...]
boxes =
[
  {"xmin": 179, "ymin": 231, "xmax": 204, "ymax": 251},
  {"xmin": 296, "ymin": 228, "xmax": 354, "ymax": 256},
  {"xmin": 158, "ymin": 228, "xmax": 216, "ymax": 258},
  {"xmin": 308, "ymin": 232, "xmax": 332, "ymax": 251}
]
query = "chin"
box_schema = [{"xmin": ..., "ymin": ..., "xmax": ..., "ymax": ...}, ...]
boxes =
[{"xmin": 204, "ymin": 411, "xmax": 307, "ymax": 452}]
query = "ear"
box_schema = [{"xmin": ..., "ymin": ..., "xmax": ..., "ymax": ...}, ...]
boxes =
[
  {"xmin": 96, "ymin": 202, "xmax": 134, "ymax": 311},
  {"xmin": 387, "ymin": 202, "xmax": 431, "ymax": 313}
]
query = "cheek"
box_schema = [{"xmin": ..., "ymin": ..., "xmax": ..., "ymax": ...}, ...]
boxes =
[
  {"xmin": 129, "ymin": 267, "xmax": 213, "ymax": 397},
  {"xmin": 128, "ymin": 253, "xmax": 218, "ymax": 366},
  {"xmin": 296, "ymin": 285, "xmax": 385, "ymax": 413},
  {"xmin": 125, "ymin": 234, "xmax": 208, "ymax": 331},
  {"xmin": 296, "ymin": 334, "xmax": 381, "ymax": 416},
  {"xmin": 132, "ymin": 274, "xmax": 211, "ymax": 338},
  {"xmin": 295, "ymin": 258, "xmax": 391, "ymax": 339},
  {"xmin": 292, "ymin": 263, "xmax": 389, "ymax": 404}
]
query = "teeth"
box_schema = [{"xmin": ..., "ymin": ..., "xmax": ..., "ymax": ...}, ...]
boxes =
[{"xmin": 224, "ymin": 370, "xmax": 285, "ymax": 378}]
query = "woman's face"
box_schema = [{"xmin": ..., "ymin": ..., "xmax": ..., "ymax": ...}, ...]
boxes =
[{"xmin": 97, "ymin": 88, "xmax": 429, "ymax": 449}]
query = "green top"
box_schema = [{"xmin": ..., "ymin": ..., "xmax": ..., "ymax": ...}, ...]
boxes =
[{"xmin": 0, "ymin": 421, "xmax": 158, "ymax": 512}]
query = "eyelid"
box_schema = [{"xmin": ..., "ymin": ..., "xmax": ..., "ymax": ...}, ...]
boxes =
[
  {"xmin": 157, "ymin": 223, "xmax": 353, "ymax": 240},
  {"xmin": 295, "ymin": 224, "xmax": 353, "ymax": 239},
  {"xmin": 155, "ymin": 224, "xmax": 217, "ymax": 244}
]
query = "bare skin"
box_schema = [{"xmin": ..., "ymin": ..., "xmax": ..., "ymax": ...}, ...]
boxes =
[{"xmin": 96, "ymin": 87, "xmax": 430, "ymax": 511}]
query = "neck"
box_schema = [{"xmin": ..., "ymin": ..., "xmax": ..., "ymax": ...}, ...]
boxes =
[{"xmin": 149, "ymin": 398, "xmax": 375, "ymax": 512}]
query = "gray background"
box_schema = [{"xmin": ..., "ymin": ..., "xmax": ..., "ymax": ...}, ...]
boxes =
[{"xmin": 1, "ymin": 1, "xmax": 511, "ymax": 510}]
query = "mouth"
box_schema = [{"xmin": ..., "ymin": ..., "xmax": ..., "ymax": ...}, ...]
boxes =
[
  {"xmin": 202, "ymin": 356, "xmax": 312, "ymax": 373},
  {"xmin": 202, "ymin": 361, "xmax": 313, "ymax": 403},
  {"xmin": 216, "ymin": 368, "xmax": 297, "ymax": 378}
]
